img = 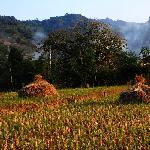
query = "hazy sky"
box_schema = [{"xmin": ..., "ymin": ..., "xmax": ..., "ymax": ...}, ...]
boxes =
[{"xmin": 0, "ymin": 0, "xmax": 150, "ymax": 22}]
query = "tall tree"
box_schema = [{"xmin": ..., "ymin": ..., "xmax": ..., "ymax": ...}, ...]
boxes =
[
  {"xmin": 8, "ymin": 46, "xmax": 23, "ymax": 89},
  {"xmin": 0, "ymin": 44, "xmax": 10, "ymax": 90},
  {"xmin": 43, "ymin": 20, "xmax": 127, "ymax": 87}
]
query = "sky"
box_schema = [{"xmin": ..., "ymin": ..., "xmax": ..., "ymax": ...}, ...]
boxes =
[{"xmin": 0, "ymin": 0, "xmax": 150, "ymax": 23}]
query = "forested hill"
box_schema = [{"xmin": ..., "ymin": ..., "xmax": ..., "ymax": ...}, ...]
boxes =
[
  {"xmin": 0, "ymin": 15, "xmax": 36, "ymax": 58},
  {"xmin": 23, "ymin": 14, "xmax": 87, "ymax": 33},
  {"xmin": 0, "ymin": 14, "xmax": 87, "ymax": 43},
  {"xmin": 0, "ymin": 14, "xmax": 150, "ymax": 55},
  {"xmin": 0, "ymin": 14, "xmax": 88, "ymax": 57}
]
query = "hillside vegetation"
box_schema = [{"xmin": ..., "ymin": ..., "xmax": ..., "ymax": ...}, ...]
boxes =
[
  {"xmin": 1, "ymin": 14, "xmax": 150, "ymax": 54},
  {"xmin": 0, "ymin": 14, "xmax": 149, "ymax": 91},
  {"xmin": 0, "ymin": 14, "xmax": 87, "ymax": 51},
  {"xmin": 0, "ymin": 86, "xmax": 149, "ymax": 149}
]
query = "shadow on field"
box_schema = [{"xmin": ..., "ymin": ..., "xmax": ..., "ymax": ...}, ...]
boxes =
[
  {"xmin": 69, "ymin": 98, "xmax": 147, "ymax": 108},
  {"xmin": 118, "ymin": 99, "xmax": 147, "ymax": 105}
]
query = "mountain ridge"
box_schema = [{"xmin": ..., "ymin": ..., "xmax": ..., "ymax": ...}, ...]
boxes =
[{"xmin": 1, "ymin": 14, "xmax": 150, "ymax": 55}]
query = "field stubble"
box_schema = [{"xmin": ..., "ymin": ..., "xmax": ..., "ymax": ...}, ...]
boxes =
[{"xmin": 0, "ymin": 86, "xmax": 149, "ymax": 149}]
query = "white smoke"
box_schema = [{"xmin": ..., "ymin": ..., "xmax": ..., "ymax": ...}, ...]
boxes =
[
  {"xmin": 102, "ymin": 18, "xmax": 150, "ymax": 54},
  {"xmin": 32, "ymin": 31, "xmax": 48, "ymax": 60},
  {"xmin": 32, "ymin": 31, "xmax": 47, "ymax": 45},
  {"xmin": 116, "ymin": 21, "xmax": 150, "ymax": 54}
]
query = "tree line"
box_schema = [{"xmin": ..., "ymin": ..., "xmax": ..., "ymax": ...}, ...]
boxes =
[{"xmin": 0, "ymin": 20, "xmax": 149, "ymax": 91}]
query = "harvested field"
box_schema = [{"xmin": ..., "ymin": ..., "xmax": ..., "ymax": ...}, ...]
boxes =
[{"xmin": 0, "ymin": 86, "xmax": 149, "ymax": 149}]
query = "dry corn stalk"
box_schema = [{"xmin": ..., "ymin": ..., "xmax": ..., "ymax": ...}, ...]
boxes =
[{"xmin": 120, "ymin": 75, "xmax": 150, "ymax": 103}]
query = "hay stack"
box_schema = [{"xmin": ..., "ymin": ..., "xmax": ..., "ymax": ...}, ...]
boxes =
[
  {"xmin": 18, "ymin": 74, "xmax": 57, "ymax": 97},
  {"xmin": 119, "ymin": 75, "xmax": 150, "ymax": 103}
]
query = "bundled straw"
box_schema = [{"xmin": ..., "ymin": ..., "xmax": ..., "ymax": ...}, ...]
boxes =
[
  {"xmin": 120, "ymin": 75, "xmax": 150, "ymax": 103},
  {"xmin": 18, "ymin": 74, "xmax": 57, "ymax": 97}
]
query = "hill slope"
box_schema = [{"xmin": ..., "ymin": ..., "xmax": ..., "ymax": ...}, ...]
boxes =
[{"xmin": 0, "ymin": 14, "xmax": 150, "ymax": 56}]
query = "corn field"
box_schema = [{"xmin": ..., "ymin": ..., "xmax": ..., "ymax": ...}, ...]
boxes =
[{"xmin": 0, "ymin": 86, "xmax": 150, "ymax": 149}]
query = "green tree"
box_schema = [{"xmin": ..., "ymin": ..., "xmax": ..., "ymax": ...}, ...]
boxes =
[
  {"xmin": 8, "ymin": 46, "xmax": 23, "ymax": 90},
  {"xmin": 43, "ymin": 20, "xmax": 126, "ymax": 87},
  {"xmin": 140, "ymin": 47, "xmax": 150, "ymax": 58},
  {"xmin": 140, "ymin": 47, "xmax": 150, "ymax": 84},
  {"xmin": 0, "ymin": 44, "xmax": 10, "ymax": 90},
  {"xmin": 117, "ymin": 51, "xmax": 140, "ymax": 84}
]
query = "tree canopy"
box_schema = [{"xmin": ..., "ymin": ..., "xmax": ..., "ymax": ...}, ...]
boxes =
[{"xmin": 43, "ymin": 20, "xmax": 133, "ymax": 87}]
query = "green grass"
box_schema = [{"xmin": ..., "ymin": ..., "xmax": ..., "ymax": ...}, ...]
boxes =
[{"xmin": 0, "ymin": 86, "xmax": 149, "ymax": 149}]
